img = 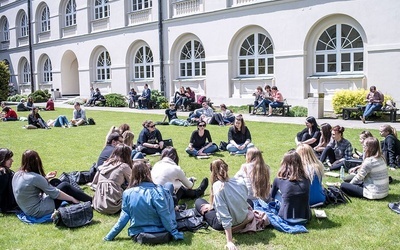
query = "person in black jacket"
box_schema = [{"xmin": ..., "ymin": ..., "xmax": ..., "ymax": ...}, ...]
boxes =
[
  {"xmin": 379, "ymin": 124, "xmax": 400, "ymax": 169},
  {"xmin": 0, "ymin": 148, "xmax": 19, "ymax": 213}
]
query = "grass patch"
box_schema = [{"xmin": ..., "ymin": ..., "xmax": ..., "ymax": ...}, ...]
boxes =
[{"xmin": 1, "ymin": 108, "xmax": 400, "ymax": 249}]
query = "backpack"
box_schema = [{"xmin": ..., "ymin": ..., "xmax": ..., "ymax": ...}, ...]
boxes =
[
  {"xmin": 324, "ymin": 186, "xmax": 352, "ymax": 205},
  {"xmin": 175, "ymin": 208, "xmax": 208, "ymax": 232},
  {"xmin": 52, "ymin": 201, "xmax": 93, "ymax": 228},
  {"xmin": 87, "ymin": 117, "xmax": 96, "ymax": 125},
  {"xmin": 219, "ymin": 141, "xmax": 228, "ymax": 151}
]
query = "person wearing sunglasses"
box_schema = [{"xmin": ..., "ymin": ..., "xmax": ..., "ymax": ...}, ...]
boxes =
[
  {"xmin": 227, "ymin": 115, "xmax": 254, "ymax": 155},
  {"xmin": 186, "ymin": 121, "xmax": 218, "ymax": 157},
  {"xmin": 137, "ymin": 120, "xmax": 164, "ymax": 155}
]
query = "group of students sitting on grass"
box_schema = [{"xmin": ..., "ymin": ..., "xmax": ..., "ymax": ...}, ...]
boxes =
[{"xmin": 1, "ymin": 113, "xmax": 400, "ymax": 249}]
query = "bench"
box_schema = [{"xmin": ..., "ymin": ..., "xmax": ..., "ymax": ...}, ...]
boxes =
[
  {"xmin": 342, "ymin": 106, "xmax": 398, "ymax": 122},
  {"xmin": 248, "ymin": 102, "xmax": 292, "ymax": 116}
]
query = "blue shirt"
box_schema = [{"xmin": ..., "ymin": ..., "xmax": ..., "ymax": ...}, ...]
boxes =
[
  {"xmin": 104, "ymin": 182, "xmax": 182, "ymax": 241},
  {"xmin": 309, "ymin": 173, "xmax": 325, "ymax": 206}
]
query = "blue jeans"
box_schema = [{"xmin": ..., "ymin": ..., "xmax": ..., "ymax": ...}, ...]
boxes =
[
  {"xmin": 255, "ymin": 99, "xmax": 271, "ymax": 113},
  {"xmin": 363, "ymin": 103, "xmax": 382, "ymax": 118},
  {"xmin": 170, "ymin": 119, "xmax": 189, "ymax": 126},
  {"xmin": 185, "ymin": 144, "xmax": 218, "ymax": 156},
  {"xmin": 53, "ymin": 115, "xmax": 69, "ymax": 127},
  {"xmin": 131, "ymin": 150, "xmax": 144, "ymax": 159},
  {"xmin": 227, "ymin": 143, "xmax": 254, "ymax": 154},
  {"xmin": 270, "ymin": 101, "xmax": 284, "ymax": 109}
]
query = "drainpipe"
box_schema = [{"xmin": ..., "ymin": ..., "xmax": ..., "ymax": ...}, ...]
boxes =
[
  {"xmin": 158, "ymin": 0, "xmax": 165, "ymax": 96},
  {"xmin": 27, "ymin": 0, "xmax": 35, "ymax": 92}
]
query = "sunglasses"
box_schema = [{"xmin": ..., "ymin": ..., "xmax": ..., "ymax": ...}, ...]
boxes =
[
  {"xmin": 198, "ymin": 124, "xmax": 206, "ymax": 127},
  {"xmin": 148, "ymin": 125, "xmax": 155, "ymax": 128}
]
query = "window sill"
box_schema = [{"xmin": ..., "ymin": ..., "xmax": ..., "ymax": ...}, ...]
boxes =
[
  {"xmin": 308, "ymin": 74, "xmax": 365, "ymax": 79},
  {"xmin": 232, "ymin": 76, "xmax": 274, "ymax": 81},
  {"xmin": 173, "ymin": 78, "xmax": 206, "ymax": 82}
]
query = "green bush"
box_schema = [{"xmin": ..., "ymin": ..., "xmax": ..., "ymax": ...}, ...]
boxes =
[
  {"xmin": 104, "ymin": 93, "xmax": 127, "ymax": 107},
  {"xmin": 7, "ymin": 94, "xmax": 28, "ymax": 102},
  {"xmin": 0, "ymin": 61, "xmax": 10, "ymax": 101},
  {"xmin": 150, "ymin": 89, "xmax": 168, "ymax": 109},
  {"xmin": 288, "ymin": 106, "xmax": 308, "ymax": 117},
  {"xmin": 332, "ymin": 88, "xmax": 393, "ymax": 114},
  {"xmin": 29, "ymin": 89, "xmax": 51, "ymax": 103}
]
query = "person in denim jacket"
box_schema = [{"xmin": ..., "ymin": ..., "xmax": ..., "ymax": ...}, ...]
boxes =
[{"xmin": 104, "ymin": 162, "xmax": 183, "ymax": 242}]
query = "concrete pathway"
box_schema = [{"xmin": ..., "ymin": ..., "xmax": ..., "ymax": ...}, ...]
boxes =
[{"xmin": 41, "ymin": 100, "xmax": 399, "ymax": 131}]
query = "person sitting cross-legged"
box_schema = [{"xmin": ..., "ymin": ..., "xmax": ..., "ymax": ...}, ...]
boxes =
[
  {"xmin": 70, "ymin": 102, "xmax": 87, "ymax": 126},
  {"xmin": 227, "ymin": 115, "xmax": 254, "ymax": 155},
  {"xmin": 186, "ymin": 121, "xmax": 218, "ymax": 157}
]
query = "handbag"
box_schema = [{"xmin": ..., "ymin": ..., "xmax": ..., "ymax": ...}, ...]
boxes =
[
  {"xmin": 219, "ymin": 141, "xmax": 228, "ymax": 151},
  {"xmin": 175, "ymin": 208, "xmax": 208, "ymax": 232},
  {"xmin": 324, "ymin": 186, "xmax": 352, "ymax": 205},
  {"xmin": 52, "ymin": 201, "xmax": 93, "ymax": 228},
  {"xmin": 163, "ymin": 139, "xmax": 173, "ymax": 147},
  {"xmin": 133, "ymin": 231, "xmax": 172, "ymax": 244}
]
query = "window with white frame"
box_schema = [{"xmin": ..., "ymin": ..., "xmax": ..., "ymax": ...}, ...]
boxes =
[
  {"xmin": 94, "ymin": 0, "xmax": 109, "ymax": 20},
  {"xmin": 315, "ymin": 24, "xmax": 363, "ymax": 74},
  {"xmin": 239, "ymin": 33, "xmax": 273, "ymax": 76},
  {"xmin": 65, "ymin": 0, "xmax": 77, "ymax": 27},
  {"xmin": 21, "ymin": 13, "xmax": 29, "ymax": 37},
  {"xmin": 179, "ymin": 40, "xmax": 206, "ymax": 77},
  {"xmin": 2, "ymin": 19, "xmax": 9, "ymax": 42},
  {"xmin": 96, "ymin": 51, "xmax": 111, "ymax": 81},
  {"xmin": 134, "ymin": 46, "xmax": 154, "ymax": 79},
  {"xmin": 41, "ymin": 6, "xmax": 50, "ymax": 32},
  {"xmin": 132, "ymin": 0, "xmax": 152, "ymax": 11},
  {"xmin": 43, "ymin": 58, "xmax": 53, "ymax": 82},
  {"xmin": 23, "ymin": 60, "xmax": 30, "ymax": 83}
]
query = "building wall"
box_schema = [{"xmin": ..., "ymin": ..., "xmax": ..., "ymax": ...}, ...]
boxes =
[{"xmin": 0, "ymin": 0, "xmax": 399, "ymax": 110}]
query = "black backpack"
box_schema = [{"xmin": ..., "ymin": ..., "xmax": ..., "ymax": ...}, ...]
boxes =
[
  {"xmin": 175, "ymin": 208, "xmax": 208, "ymax": 232},
  {"xmin": 87, "ymin": 117, "xmax": 96, "ymax": 125},
  {"xmin": 53, "ymin": 201, "xmax": 93, "ymax": 228},
  {"xmin": 324, "ymin": 186, "xmax": 352, "ymax": 205}
]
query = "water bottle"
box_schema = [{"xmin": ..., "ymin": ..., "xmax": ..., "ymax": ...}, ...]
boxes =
[{"xmin": 340, "ymin": 166, "xmax": 345, "ymax": 181}]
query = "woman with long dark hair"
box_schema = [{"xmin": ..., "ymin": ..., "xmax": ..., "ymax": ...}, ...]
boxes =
[
  {"xmin": 26, "ymin": 107, "xmax": 49, "ymax": 129},
  {"xmin": 226, "ymin": 115, "xmax": 254, "ymax": 155},
  {"xmin": 0, "ymin": 148, "xmax": 19, "ymax": 213},
  {"xmin": 12, "ymin": 150, "xmax": 91, "ymax": 218},
  {"xmin": 270, "ymin": 151, "xmax": 311, "ymax": 224},
  {"xmin": 104, "ymin": 162, "xmax": 183, "ymax": 242},
  {"xmin": 186, "ymin": 121, "xmax": 218, "ymax": 157},
  {"xmin": 92, "ymin": 144, "xmax": 133, "ymax": 214},
  {"xmin": 295, "ymin": 116, "xmax": 321, "ymax": 148}
]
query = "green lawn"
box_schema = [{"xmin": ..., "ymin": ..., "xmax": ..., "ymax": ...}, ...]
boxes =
[{"xmin": 1, "ymin": 108, "xmax": 399, "ymax": 250}]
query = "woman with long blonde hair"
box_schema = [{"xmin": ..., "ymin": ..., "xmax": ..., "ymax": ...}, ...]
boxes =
[
  {"xmin": 340, "ymin": 137, "xmax": 389, "ymax": 199},
  {"xmin": 296, "ymin": 144, "xmax": 325, "ymax": 206},
  {"xmin": 235, "ymin": 147, "xmax": 270, "ymax": 202},
  {"xmin": 195, "ymin": 159, "xmax": 251, "ymax": 250}
]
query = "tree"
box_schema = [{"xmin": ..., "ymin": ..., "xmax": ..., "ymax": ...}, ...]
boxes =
[{"xmin": 0, "ymin": 61, "xmax": 10, "ymax": 101}]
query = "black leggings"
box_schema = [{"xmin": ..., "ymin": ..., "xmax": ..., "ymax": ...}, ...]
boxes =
[
  {"xmin": 340, "ymin": 182, "xmax": 363, "ymax": 198},
  {"xmin": 320, "ymin": 146, "xmax": 346, "ymax": 170},
  {"xmin": 53, "ymin": 182, "xmax": 92, "ymax": 209},
  {"xmin": 194, "ymin": 198, "xmax": 223, "ymax": 231}
]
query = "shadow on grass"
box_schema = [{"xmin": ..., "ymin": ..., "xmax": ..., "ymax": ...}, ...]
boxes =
[
  {"xmin": 307, "ymin": 217, "xmax": 341, "ymax": 230},
  {"xmin": 111, "ymin": 230, "xmax": 197, "ymax": 246},
  {"xmin": 235, "ymin": 228, "xmax": 277, "ymax": 246}
]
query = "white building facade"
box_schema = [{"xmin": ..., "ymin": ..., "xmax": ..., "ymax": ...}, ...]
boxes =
[{"xmin": 0, "ymin": 0, "xmax": 399, "ymax": 110}]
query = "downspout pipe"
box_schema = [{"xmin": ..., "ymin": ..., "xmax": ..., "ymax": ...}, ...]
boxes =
[
  {"xmin": 27, "ymin": 0, "xmax": 35, "ymax": 92},
  {"xmin": 158, "ymin": 0, "xmax": 165, "ymax": 97}
]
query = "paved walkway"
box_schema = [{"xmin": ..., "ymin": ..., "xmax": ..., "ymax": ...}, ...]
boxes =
[{"xmin": 43, "ymin": 101, "xmax": 399, "ymax": 131}]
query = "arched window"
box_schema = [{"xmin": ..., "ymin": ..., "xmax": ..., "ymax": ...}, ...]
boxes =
[
  {"xmin": 96, "ymin": 51, "xmax": 111, "ymax": 81},
  {"xmin": 94, "ymin": 0, "xmax": 109, "ymax": 20},
  {"xmin": 43, "ymin": 58, "xmax": 53, "ymax": 82},
  {"xmin": 65, "ymin": 0, "xmax": 77, "ymax": 27},
  {"xmin": 21, "ymin": 13, "xmax": 28, "ymax": 37},
  {"xmin": 23, "ymin": 61, "xmax": 30, "ymax": 84},
  {"xmin": 41, "ymin": 6, "xmax": 50, "ymax": 32},
  {"xmin": 132, "ymin": 0, "xmax": 152, "ymax": 11},
  {"xmin": 238, "ymin": 33, "xmax": 273, "ymax": 76},
  {"xmin": 134, "ymin": 46, "xmax": 154, "ymax": 79},
  {"xmin": 315, "ymin": 24, "xmax": 363, "ymax": 74},
  {"xmin": 179, "ymin": 40, "xmax": 205, "ymax": 77},
  {"xmin": 2, "ymin": 19, "xmax": 9, "ymax": 41}
]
